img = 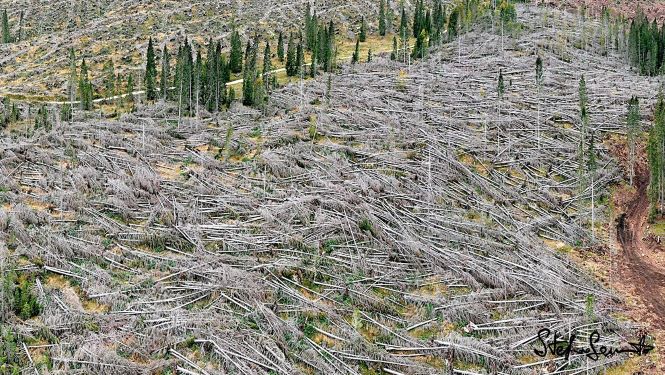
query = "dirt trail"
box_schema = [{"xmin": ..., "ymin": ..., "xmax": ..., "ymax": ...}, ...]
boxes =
[{"xmin": 616, "ymin": 165, "xmax": 665, "ymax": 328}]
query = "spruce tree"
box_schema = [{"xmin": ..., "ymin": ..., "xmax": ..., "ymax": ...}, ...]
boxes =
[
  {"xmin": 160, "ymin": 45, "xmax": 170, "ymax": 99},
  {"xmin": 277, "ymin": 31, "xmax": 285, "ymax": 62},
  {"xmin": 1, "ymin": 9, "xmax": 9, "ymax": 44},
  {"xmin": 78, "ymin": 59, "xmax": 93, "ymax": 110},
  {"xmin": 359, "ymin": 16, "xmax": 367, "ymax": 42},
  {"xmin": 413, "ymin": 0, "xmax": 423, "ymax": 38},
  {"xmin": 379, "ymin": 0, "xmax": 387, "ymax": 36},
  {"xmin": 263, "ymin": 41, "xmax": 272, "ymax": 90},
  {"xmin": 391, "ymin": 35, "xmax": 397, "ymax": 60},
  {"xmin": 578, "ymin": 75, "xmax": 587, "ymax": 112},
  {"xmin": 352, "ymin": 38, "xmax": 360, "ymax": 64},
  {"xmin": 412, "ymin": 29, "xmax": 428, "ymax": 59},
  {"xmin": 242, "ymin": 39, "xmax": 258, "ymax": 106},
  {"xmin": 324, "ymin": 21, "xmax": 336, "ymax": 72},
  {"xmin": 367, "ymin": 48, "xmax": 372, "ymax": 63},
  {"xmin": 145, "ymin": 37, "xmax": 157, "ymax": 100},
  {"xmin": 230, "ymin": 29, "xmax": 243, "ymax": 73},
  {"xmin": 286, "ymin": 33, "xmax": 296, "ymax": 76},
  {"xmin": 295, "ymin": 38, "xmax": 304, "ymax": 76}
]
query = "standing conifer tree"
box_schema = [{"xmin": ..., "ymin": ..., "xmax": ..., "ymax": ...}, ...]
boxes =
[
  {"xmin": 1, "ymin": 9, "xmax": 9, "ymax": 43},
  {"xmin": 286, "ymin": 33, "xmax": 296, "ymax": 76},
  {"xmin": 230, "ymin": 29, "xmax": 243, "ymax": 73},
  {"xmin": 277, "ymin": 31, "xmax": 285, "ymax": 62},
  {"xmin": 324, "ymin": 20, "xmax": 336, "ymax": 72},
  {"xmin": 359, "ymin": 16, "xmax": 367, "ymax": 42},
  {"xmin": 242, "ymin": 40, "xmax": 258, "ymax": 106},
  {"xmin": 263, "ymin": 41, "xmax": 272, "ymax": 90},
  {"xmin": 160, "ymin": 45, "xmax": 170, "ymax": 99},
  {"xmin": 352, "ymin": 39, "xmax": 360, "ymax": 64},
  {"xmin": 145, "ymin": 38, "xmax": 157, "ymax": 100},
  {"xmin": 412, "ymin": 29, "xmax": 428, "ymax": 59},
  {"xmin": 391, "ymin": 36, "xmax": 397, "ymax": 60},
  {"xmin": 295, "ymin": 37, "xmax": 304, "ymax": 76},
  {"xmin": 78, "ymin": 59, "xmax": 93, "ymax": 110}
]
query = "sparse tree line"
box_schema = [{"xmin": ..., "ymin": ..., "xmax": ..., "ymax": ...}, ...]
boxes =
[{"xmin": 1, "ymin": 0, "xmax": 516, "ymax": 128}]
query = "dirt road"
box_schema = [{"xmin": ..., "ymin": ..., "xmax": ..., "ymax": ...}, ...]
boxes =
[{"xmin": 616, "ymin": 164, "xmax": 665, "ymax": 328}]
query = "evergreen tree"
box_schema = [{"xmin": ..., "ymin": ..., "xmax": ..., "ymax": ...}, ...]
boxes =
[
  {"xmin": 352, "ymin": 38, "xmax": 360, "ymax": 64},
  {"xmin": 413, "ymin": 0, "xmax": 423, "ymax": 38},
  {"xmin": 367, "ymin": 48, "xmax": 372, "ymax": 63},
  {"xmin": 359, "ymin": 16, "xmax": 367, "ymax": 42},
  {"xmin": 145, "ymin": 37, "xmax": 157, "ymax": 100},
  {"xmin": 296, "ymin": 37, "xmax": 304, "ymax": 76},
  {"xmin": 448, "ymin": 6, "xmax": 460, "ymax": 41},
  {"xmin": 578, "ymin": 75, "xmax": 587, "ymax": 112},
  {"xmin": 391, "ymin": 35, "xmax": 397, "ymax": 60},
  {"xmin": 535, "ymin": 56, "xmax": 543, "ymax": 86},
  {"xmin": 411, "ymin": 29, "xmax": 428, "ymax": 59},
  {"xmin": 242, "ymin": 39, "xmax": 258, "ymax": 106},
  {"xmin": 229, "ymin": 29, "xmax": 243, "ymax": 73},
  {"xmin": 325, "ymin": 20, "xmax": 336, "ymax": 72},
  {"xmin": 78, "ymin": 59, "xmax": 93, "ymax": 110},
  {"xmin": 1, "ymin": 9, "xmax": 9, "ymax": 43},
  {"xmin": 263, "ymin": 41, "xmax": 272, "ymax": 90},
  {"xmin": 286, "ymin": 33, "xmax": 296, "ymax": 76},
  {"xmin": 379, "ymin": 0, "xmax": 387, "ymax": 36},
  {"xmin": 424, "ymin": 9, "xmax": 432, "ymax": 37},
  {"xmin": 160, "ymin": 45, "xmax": 170, "ymax": 99},
  {"xmin": 277, "ymin": 31, "xmax": 285, "ymax": 62}
]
